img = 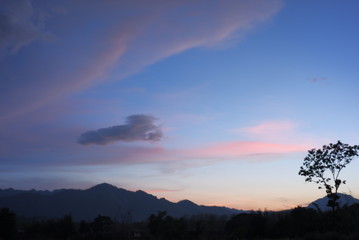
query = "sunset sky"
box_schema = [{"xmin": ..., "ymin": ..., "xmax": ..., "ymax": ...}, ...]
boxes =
[{"xmin": 1, "ymin": 0, "xmax": 359, "ymax": 210}]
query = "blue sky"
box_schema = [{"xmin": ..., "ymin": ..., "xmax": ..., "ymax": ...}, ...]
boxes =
[{"xmin": 1, "ymin": 0, "xmax": 359, "ymax": 210}]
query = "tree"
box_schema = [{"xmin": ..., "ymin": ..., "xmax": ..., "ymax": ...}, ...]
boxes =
[
  {"xmin": 0, "ymin": 208, "xmax": 17, "ymax": 239},
  {"xmin": 299, "ymin": 141, "xmax": 359, "ymax": 212}
]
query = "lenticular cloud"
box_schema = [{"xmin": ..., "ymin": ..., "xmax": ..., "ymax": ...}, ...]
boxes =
[{"xmin": 78, "ymin": 114, "xmax": 163, "ymax": 145}]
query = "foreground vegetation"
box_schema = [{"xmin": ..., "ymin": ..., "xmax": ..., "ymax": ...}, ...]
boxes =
[{"xmin": 1, "ymin": 204, "xmax": 359, "ymax": 239}]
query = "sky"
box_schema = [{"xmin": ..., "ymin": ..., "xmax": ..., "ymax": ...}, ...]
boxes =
[{"xmin": 1, "ymin": 0, "xmax": 359, "ymax": 211}]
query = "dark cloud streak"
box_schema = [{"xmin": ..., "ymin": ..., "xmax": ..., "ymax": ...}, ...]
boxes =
[
  {"xmin": 0, "ymin": 0, "xmax": 44, "ymax": 54},
  {"xmin": 307, "ymin": 77, "xmax": 327, "ymax": 83},
  {"xmin": 78, "ymin": 114, "xmax": 163, "ymax": 145}
]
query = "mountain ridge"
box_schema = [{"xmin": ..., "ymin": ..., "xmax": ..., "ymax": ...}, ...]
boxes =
[
  {"xmin": 0, "ymin": 183, "xmax": 243, "ymax": 222},
  {"xmin": 2, "ymin": 183, "xmax": 357, "ymax": 222}
]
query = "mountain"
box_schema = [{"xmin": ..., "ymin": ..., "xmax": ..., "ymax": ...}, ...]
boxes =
[
  {"xmin": 0, "ymin": 183, "xmax": 242, "ymax": 222},
  {"xmin": 307, "ymin": 193, "xmax": 359, "ymax": 212}
]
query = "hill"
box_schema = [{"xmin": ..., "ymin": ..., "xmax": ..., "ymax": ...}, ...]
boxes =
[
  {"xmin": 307, "ymin": 193, "xmax": 359, "ymax": 212},
  {"xmin": 0, "ymin": 183, "xmax": 242, "ymax": 222}
]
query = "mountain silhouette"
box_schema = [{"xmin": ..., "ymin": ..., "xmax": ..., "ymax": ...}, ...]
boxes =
[
  {"xmin": 0, "ymin": 183, "xmax": 242, "ymax": 222},
  {"xmin": 307, "ymin": 193, "xmax": 359, "ymax": 212}
]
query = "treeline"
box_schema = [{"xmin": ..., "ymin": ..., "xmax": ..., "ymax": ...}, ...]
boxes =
[{"xmin": 1, "ymin": 204, "xmax": 359, "ymax": 239}]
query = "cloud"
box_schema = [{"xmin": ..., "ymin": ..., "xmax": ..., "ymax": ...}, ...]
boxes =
[
  {"xmin": 0, "ymin": 137, "xmax": 310, "ymax": 170},
  {"xmin": 236, "ymin": 121, "xmax": 297, "ymax": 136},
  {"xmin": 0, "ymin": 0, "xmax": 283, "ymax": 120},
  {"xmin": 0, "ymin": 0, "xmax": 45, "ymax": 54},
  {"xmin": 76, "ymin": 141, "xmax": 309, "ymax": 166},
  {"xmin": 188, "ymin": 141, "xmax": 308, "ymax": 161},
  {"xmin": 78, "ymin": 114, "xmax": 163, "ymax": 145},
  {"xmin": 307, "ymin": 77, "xmax": 327, "ymax": 83},
  {"xmin": 232, "ymin": 120, "xmax": 324, "ymax": 146}
]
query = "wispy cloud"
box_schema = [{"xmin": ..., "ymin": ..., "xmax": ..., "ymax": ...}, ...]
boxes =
[
  {"xmin": 71, "ymin": 141, "xmax": 308, "ymax": 167},
  {"xmin": 307, "ymin": 77, "xmax": 327, "ymax": 83},
  {"xmin": 235, "ymin": 121, "xmax": 297, "ymax": 137},
  {"xmin": 232, "ymin": 120, "xmax": 327, "ymax": 147},
  {"xmin": 0, "ymin": 136, "xmax": 308, "ymax": 168},
  {"xmin": 0, "ymin": 0, "xmax": 283, "ymax": 120},
  {"xmin": 78, "ymin": 114, "xmax": 162, "ymax": 145},
  {"xmin": 187, "ymin": 141, "xmax": 308, "ymax": 161}
]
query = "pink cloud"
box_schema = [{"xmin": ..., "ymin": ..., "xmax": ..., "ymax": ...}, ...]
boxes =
[
  {"xmin": 62, "ymin": 141, "xmax": 309, "ymax": 167},
  {"xmin": 0, "ymin": 138, "xmax": 310, "ymax": 175},
  {"xmin": 233, "ymin": 121, "xmax": 326, "ymax": 147},
  {"xmin": 237, "ymin": 121, "xmax": 297, "ymax": 136},
  {"xmin": 187, "ymin": 141, "xmax": 308, "ymax": 160}
]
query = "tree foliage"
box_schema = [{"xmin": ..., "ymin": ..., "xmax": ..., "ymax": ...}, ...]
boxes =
[{"xmin": 299, "ymin": 141, "xmax": 359, "ymax": 211}]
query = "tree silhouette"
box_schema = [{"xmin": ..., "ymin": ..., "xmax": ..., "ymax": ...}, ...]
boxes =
[
  {"xmin": 0, "ymin": 208, "xmax": 17, "ymax": 239},
  {"xmin": 299, "ymin": 141, "xmax": 359, "ymax": 212}
]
